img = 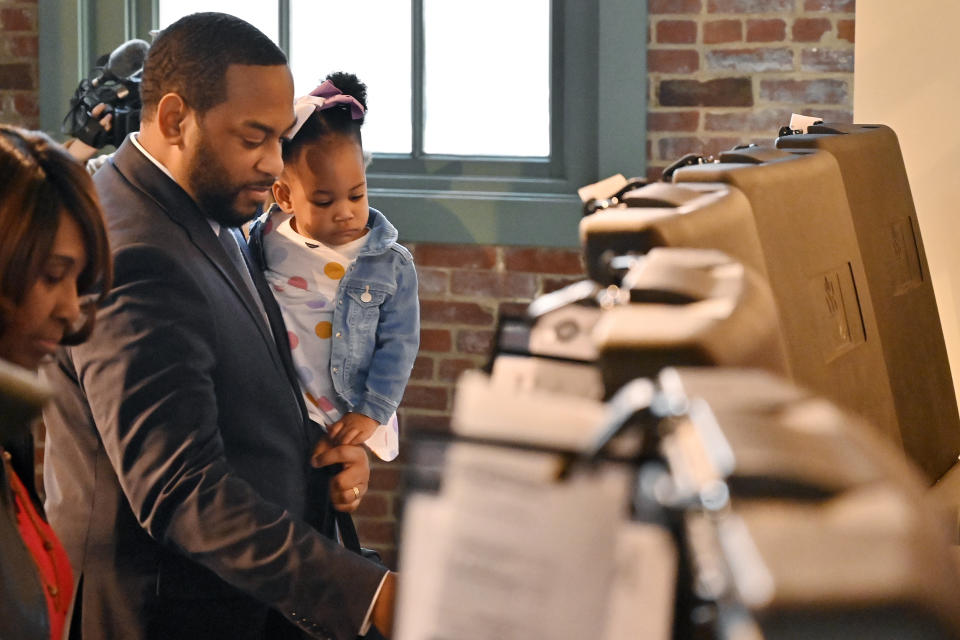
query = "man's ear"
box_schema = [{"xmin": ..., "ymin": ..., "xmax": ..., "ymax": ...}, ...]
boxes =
[
  {"xmin": 272, "ymin": 178, "xmax": 295, "ymax": 213},
  {"xmin": 155, "ymin": 93, "xmax": 191, "ymax": 144}
]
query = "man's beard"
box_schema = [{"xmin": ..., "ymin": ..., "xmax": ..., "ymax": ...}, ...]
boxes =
[{"xmin": 187, "ymin": 132, "xmax": 268, "ymax": 227}]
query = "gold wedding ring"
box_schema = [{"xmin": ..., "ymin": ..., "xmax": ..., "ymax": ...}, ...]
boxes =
[{"xmin": 353, "ymin": 486, "xmax": 360, "ymax": 500}]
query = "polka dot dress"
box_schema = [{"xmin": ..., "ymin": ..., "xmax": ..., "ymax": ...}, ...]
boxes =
[{"xmin": 260, "ymin": 207, "xmax": 399, "ymax": 461}]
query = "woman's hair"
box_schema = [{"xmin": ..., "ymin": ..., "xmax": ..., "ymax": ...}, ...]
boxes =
[
  {"xmin": 282, "ymin": 71, "xmax": 368, "ymax": 164},
  {"xmin": 0, "ymin": 125, "xmax": 112, "ymax": 344}
]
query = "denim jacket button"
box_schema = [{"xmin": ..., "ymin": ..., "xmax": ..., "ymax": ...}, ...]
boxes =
[{"xmin": 336, "ymin": 332, "xmax": 342, "ymax": 338}]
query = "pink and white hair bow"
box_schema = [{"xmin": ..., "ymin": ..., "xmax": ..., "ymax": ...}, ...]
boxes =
[{"xmin": 289, "ymin": 79, "xmax": 365, "ymax": 139}]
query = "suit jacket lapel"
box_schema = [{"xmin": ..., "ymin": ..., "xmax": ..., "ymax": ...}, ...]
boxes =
[
  {"xmin": 108, "ymin": 140, "xmax": 284, "ymax": 370},
  {"xmin": 236, "ymin": 238, "xmax": 311, "ymax": 424}
]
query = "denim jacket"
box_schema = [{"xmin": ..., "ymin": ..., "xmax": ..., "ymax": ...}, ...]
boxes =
[{"xmin": 248, "ymin": 206, "xmax": 420, "ymax": 424}]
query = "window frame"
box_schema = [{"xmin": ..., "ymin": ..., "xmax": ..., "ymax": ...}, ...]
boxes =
[{"xmin": 38, "ymin": 0, "xmax": 647, "ymax": 247}]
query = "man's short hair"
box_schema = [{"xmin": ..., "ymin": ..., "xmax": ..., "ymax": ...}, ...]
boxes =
[{"xmin": 140, "ymin": 12, "xmax": 287, "ymax": 117}]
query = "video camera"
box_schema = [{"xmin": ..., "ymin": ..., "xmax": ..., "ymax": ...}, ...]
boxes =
[{"xmin": 62, "ymin": 39, "xmax": 149, "ymax": 149}]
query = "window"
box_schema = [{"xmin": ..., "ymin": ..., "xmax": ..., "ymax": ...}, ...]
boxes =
[
  {"xmin": 288, "ymin": 0, "xmax": 412, "ymax": 155},
  {"xmin": 38, "ymin": 1, "xmax": 647, "ymax": 246},
  {"xmin": 157, "ymin": 1, "xmax": 279, "ymax": 42}
]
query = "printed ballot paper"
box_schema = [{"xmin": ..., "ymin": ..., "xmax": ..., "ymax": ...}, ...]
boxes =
[{"xmin": 395, "ymin": 372, "xmax": 677, "ymax": 640}]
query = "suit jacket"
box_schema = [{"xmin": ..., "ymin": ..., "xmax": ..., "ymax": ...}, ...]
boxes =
[{"xmin": 41, "ymin": 138, "xmax": 386, "ymax": 640}]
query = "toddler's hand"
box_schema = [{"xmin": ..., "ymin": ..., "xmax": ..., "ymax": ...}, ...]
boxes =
[{"xmin": 328, "ymin": 412, "xmax": 379, "ymax": 446}]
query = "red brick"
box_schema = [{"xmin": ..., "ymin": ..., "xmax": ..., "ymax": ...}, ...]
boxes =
[
  {"xmin": 356, "ymin": 492, "xmax": 391, "ymax": 518},
  {"xmin": 705, "ymin": 108, "xmax": 792, "ymax": 132},
  {"xmin": 706, "ymin": 48, "xmax": 793, "ymax": 72},
  {"xmin": 650, "ymin": 0, "xmax": 702, "ymax": 13},
  {"xmin": 391, "ymin": 493, "xmax": 406, "ymax": 515},
  {"xmin": 809, "ymin": 108, "xmax": 853, "ymax": 124},
  {"xmin": 0, "ymin": 64, "xmax": 34, "ymax": 90},
  {"xmin": 658, "ymin": 137, "xmax": 701, "ymax": 162},
  {"xmin": 356, "ymin": 519, "xmax": 397, "ymax": 546},
  {"xmin": 370, "ymin": 457, "xmax": 396, "ymax": 473},
  {"xmin": 410, "ymin": 355, "xmax": 434, "ymax": 380},
  {"xmin": 504, "ymin": 248, "xmax": 583, "ymax": 275},
  {"xmin": 10, "ymin": 35, "xmax": 37, "ymax": 58},
  {"xmin": 704, "ymin": 19, "xmax": 742, "ymax": 44},
  {"xmin": 746, "ymin": 19, "xmax": 786, "ymax": 42},
  {"xmin": 497, "ymin": 301, "xmax": 530, "ymax": 318},
  {"xmin": 659, "ymin": 77, "xmax": 753, "ymax": 107},
  {"xmin": 0, "ymin": 7, "xmax": 35, "ymax": 31},
  {"xmin": 648, "ymin": 110, "xmax": 700, "ymax": 132},
  {"xmin": 800, "ymin": 48, "xmax": 854, "ymax": 73},
  {"xmin": 656, "ymin": 20, "xmax": 697, "ymax": 44},
  {"xmin": 792, "ymin": 17, "xmax": 831, "ymax": 42},
  {"xmin": 416, "ymin": 267, "xmax": 448, "ymax": 296},
  {"xmin": 759, "ymin": 79, "xmax": 849, "ymax": 104},
  {"xmin": 542, "ymin": 276, "xmax": 585, "ymax": 294},
  {"xmin": 450, "ymin": 270, "xmax": 538, "ymax": 299},
  {"xmin": 402, "ymin": 384, "xmax": 449, "ymax": 410},
  {"xmin": 414, "ymin": 244, "xmax": 496, "ymax": 269},
  {"xmin": 399, "ymin": 412, "xmax": 451, "ymax": 433},
  {"xmin": 420, "ymin": 328, "xmax": 452, "ymax": 352},
  {"xmin": 420, "ymin": 300, "xmax": 494, "ymax": 326},
  {"xmin": 745, "ymin": 137, "xmax": 774, "ymax": 148},
  {"xmin": 709, "ymin": 0, "xmax": 793, "ymax": 11},
  {"xmin": 456, "ymin": 329, "xmax": 495, "ymax": 356},
  {"xmin": 438, "ymin": 358, "xmax": 479, "ymax": 382},
  {"xmin": 837, "ymin": 19, "xmax": 854, "ymax": 43},
  {"xmin": 657, "ymin": 136, "xmax": 741, "ymax": 162},
  {"xmin": 703, "ymin": 137, "xmax": 744, "ymax": 158},
  {"xmin": 368, "ymin": 467, "xmax": 403, "ymax": 491},
  {"xmin": 648, "ymin": 49, "xmax": 699, "ymax": 74},
  {"xmin": 13, "ymin": 94, "xmax": 38, "ymax": 118},
  {"xmin": 804, "ymin": 0, "xmax": 854, "ymax": 11},
  {"xmin": 0, "ymin": 103, "xmax": 35, "ymax": 130}
]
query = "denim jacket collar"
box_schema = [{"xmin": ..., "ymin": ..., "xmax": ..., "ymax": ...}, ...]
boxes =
[{"xmin": 358, "ymin": 207, "xmax": 398, "ymax": 258}]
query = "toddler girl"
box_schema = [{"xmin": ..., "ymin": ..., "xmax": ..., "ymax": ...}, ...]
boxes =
[{"xmin": 248, "ymin": 72, "xmax": 419, "ymax": 462}]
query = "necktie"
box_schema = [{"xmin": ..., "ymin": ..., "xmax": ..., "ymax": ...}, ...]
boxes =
[{"xmin": 217, "ymin": 227, "xmax": 271, "ymax": 329}]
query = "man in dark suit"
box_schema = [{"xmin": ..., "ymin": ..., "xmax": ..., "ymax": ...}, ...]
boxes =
[{"xmin": 41, "ymin": 13, "xmax": 395, "ymax": 639}]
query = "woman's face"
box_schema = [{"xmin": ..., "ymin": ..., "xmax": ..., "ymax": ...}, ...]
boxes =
[{"xmin": 0, "ymin": 212, "xmax": 87, "ymax": 370}]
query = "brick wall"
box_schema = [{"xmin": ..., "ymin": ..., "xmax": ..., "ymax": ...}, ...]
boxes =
[
  {"xmin": 647, "ymin": 0, "xmax": 855, "ymax": 180},
  {"xmin": 0, "ymin": 0, "xmax": 38, "ymax": 128},
  {"xmin": 360, "ymin": 244, "xmax": 584, "ymax": 568}
]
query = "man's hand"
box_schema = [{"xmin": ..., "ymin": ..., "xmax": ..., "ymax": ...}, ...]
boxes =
[
  {"xmin": 328, "ymin": 411, "xmax": 379, "ymax": 446},
  {"xmin": 65, "ymin": 103, "xmax": 112, "ymax": 162},
  {"xmin": 371, "ymin": 570, "xmax": 397, "ymax": 638},
  {"xmin": 310, "ymin": 437, "xmax": 370, "ymax": 512}
]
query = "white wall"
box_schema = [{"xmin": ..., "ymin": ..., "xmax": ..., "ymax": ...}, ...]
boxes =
[{"xmin": 855, "ymin": 2, "xmax": 960, "ymax": 405}]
